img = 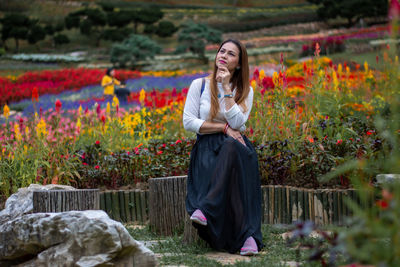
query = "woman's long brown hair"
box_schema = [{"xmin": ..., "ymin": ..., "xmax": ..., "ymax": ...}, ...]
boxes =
[{"xmin": 208, "ymin": 39, "xmax": 250, "ymax": 121}]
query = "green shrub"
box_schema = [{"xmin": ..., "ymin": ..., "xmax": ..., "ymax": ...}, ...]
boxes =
[
  {"xmin": 156, "ymin": 20, "xmax": 178, "ymax": 38},
  {"xmin": 110, "ymin": 34, "xmax": 161, "ymax": 68}
]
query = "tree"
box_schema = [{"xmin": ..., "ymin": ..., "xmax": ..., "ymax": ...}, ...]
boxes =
[
  {"xmin": 307, "ymin": 0, "xmax": 388, "ymax": 27},
  {"xmin": 156, "ymin": 21, "xmax": 178, "ymax": 38},
  {"xmin": 53, "ymin": 34, "xmax": 70, "ymax": 46},
  {"xmin": 0, "ymin": 13, "xmax": 32, "ymax": 51},
  {"xmin": 132, "ymin": 6, "xmax": 163, "ymax": 33},
  {"xmin": 27, "ymin": 24, "xmax": 46, "ymax": 47},
  {"xmin": 110, "ymin": 34, "xmax": 161, "ymax": 68},
  {"xmin": 176, "ymin": 22, "xmax": 222, "ymax": 61},
  {"xmin": 64, "ymin": 8, "xmax": 107, "ymax": 46}
]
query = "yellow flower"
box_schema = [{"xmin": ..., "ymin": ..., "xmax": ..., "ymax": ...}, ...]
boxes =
[
  {"xmin": 36, "ymin": 118, "xmax": 47, "ymax": 137},
  {"xmin": 337, "ymin": 64, "xmax": 343, "ymax": 76},
  {"xmin": 272, "ymin": 71, "xmax": 279, "ymax": 86},
  {"xmin": 318, "ymin": 69, "xmax": 324, "ymax": 78},
  {"xmin": 3, "ymin": 104, "xmax": 10, "ymax": 119},
  {"xmin": 364, "ymin": 61, "xmax": 369, "ymax": 74},
  {"xmin": 251, "ymin": 79, "xmax": 257, "ymax": 89},
  {"xmin": 76, "ymin": 118, "xmax": 81, "ymax": 130},
  {"xmin": 78, "ymin": 105, "xmax": 83, "ymax": 117},
  {"xmin": 259, "ymin": 69, "xmax": 265, "ymax": 81},
  {"xmin": 332, "ymin": 70, "xmax": 339, "ymax": 90},
  {"xmin": 24, "ymin": 145, "xmax": 28, "ymax": 154},
  {"xmin": 25, "ymin": 126, "xmax": 29, "ymax": 136},
  {"xmin": 14, "ymin": 124, "xmax": 22, "ymax": 141},
  {"xmin": 112, "ymin": 95, "xmax": 119, "ymax": 107},
  {"xmin": 106, "ymin": 102, "xmax": 111, "ymax": 114},
  {"xmin": 139, "ymin": 89, "xmax": 146, "ymax": 104}
]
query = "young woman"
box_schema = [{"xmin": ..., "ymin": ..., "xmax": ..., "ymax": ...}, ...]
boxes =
[
  {"xmin": 183, "ymin": 39, "xmax": 263, "ymax": 255},
  {"xmin": 101, "ymin": 68, "xmax": 121, "ymax": 102}
]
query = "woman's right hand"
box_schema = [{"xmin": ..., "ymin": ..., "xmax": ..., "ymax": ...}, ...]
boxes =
[{"xmin": 226, "ymin": 126, "xmax": 246, "ymax": 146}]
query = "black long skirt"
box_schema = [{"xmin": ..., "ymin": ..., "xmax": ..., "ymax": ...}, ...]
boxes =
[{"xmin": 186, "ymin": 133, "xmax": 264, "ymax": 254}]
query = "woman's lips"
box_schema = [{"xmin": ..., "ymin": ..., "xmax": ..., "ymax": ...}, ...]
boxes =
[{"xmin": 218, "ymin": 60, "xmax": 226, "ymax": 64}]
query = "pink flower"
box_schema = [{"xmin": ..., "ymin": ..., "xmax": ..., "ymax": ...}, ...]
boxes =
[{"xmin": 82, "ymin": 162, "xmax": 87, "ymax": 166}]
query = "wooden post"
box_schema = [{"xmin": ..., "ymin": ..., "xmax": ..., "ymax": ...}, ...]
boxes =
[
  {"xmin": 148, "ymin": 176, "xmax": 187, "ymax": 236},
  {"xmin": 32, "ymin": 189, "xmax": 99, "ymax": 213}
]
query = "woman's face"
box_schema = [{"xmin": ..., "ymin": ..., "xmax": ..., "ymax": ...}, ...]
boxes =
[
  {"xmin": 110, "ymin": 69, "xmax": 115, "ymax": 77},
  {"xmin": 216, "ymin": 42, "xmax": 240, "ymax": 73}
]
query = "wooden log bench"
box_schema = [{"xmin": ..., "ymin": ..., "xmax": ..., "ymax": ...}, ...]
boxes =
[
  {"xmin": 148, "ymin": 175, "xmax": 200, "ymax": 244},
  {"xmin": 32, "ymin": 189, "xmax": 99, "ymax": 213}
]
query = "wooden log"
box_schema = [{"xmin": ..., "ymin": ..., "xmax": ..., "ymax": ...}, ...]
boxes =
[
  {"xmin": 268, "ymin": 186, "xmax": 274, "ymax": 224},
  {"xmin": 149, "ymin": 176, "xmax": 187, "ymax": 236},
  {"xmin": 135, "ymin": 190, "xmax": 142, "ymax": 223},
  {"xmin": 124, "ymin": 192, "xmax": 131, "ymax": 222},
  {"xmin": 182, "ymin": 209, "xmax": 200, "ymax": 245},
  {"xmin": 298, "ymin": 189, "xmax": 305, "ymax": 221},
  {"xmin": 100, "ymin": 192, "xmax": 105, "ymax": 211},
  {"xmin": 111, "ymin": 191, "xmax": 121, "ymax": 221},
  {"xmin": 119, "ymin": 191, "xmax": 126, "ymax": 223},
  {"xmin": 140, "ymin": 191, "xmax": 147, "ymax": 222},
  {"xmin": 129, "ymin": 191, "xmax": 136, "ymax": 222},
  {"xmin": 32, "ymin": 189, "xmax": 99, "ymax": 213},
  {"xmin": 105, "ymin": 192, "xmax": 113, "ymax": 219}
]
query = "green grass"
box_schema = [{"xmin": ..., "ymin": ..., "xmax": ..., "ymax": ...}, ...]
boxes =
[{"xmin": 125, "ymin": 223, "xmax": 346, "ymax": 267}]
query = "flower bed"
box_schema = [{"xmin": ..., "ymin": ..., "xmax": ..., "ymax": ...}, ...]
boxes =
[
  {"xmin": 0, "ymin": 68, "xmax": 141, "ymax": 106},
  {"xmin": 0, "ymin": 55, "xmax": 396, "ymax": 198}
]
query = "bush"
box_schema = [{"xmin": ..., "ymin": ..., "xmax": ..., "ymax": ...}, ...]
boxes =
[
  {"xmin": 53, "ymin": 34, "xmax": 70, "ymax": 46},
  {"xmin": 156, "ymin": 20, "xmax": 177, "ymax": 38},
  {"xmin": 110, "ymin": 34, "xmax": 161, "ymax": 68}
]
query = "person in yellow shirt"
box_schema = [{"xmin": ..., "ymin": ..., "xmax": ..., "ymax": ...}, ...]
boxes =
[{"xmin": 101, "ymin": 68, "xmax": 120, "ymax": 102}]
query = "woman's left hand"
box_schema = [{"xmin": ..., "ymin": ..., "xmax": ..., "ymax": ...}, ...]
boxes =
[
  {"xmin": 226, "ymin": 127, "xmax": 246, "ymax": 146},
  {"xmin": 216, "ymin": 65, "xmax": 231, "ymax": 92}
]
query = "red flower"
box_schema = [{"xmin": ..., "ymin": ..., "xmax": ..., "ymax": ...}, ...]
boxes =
[
  {"xmin": 95, "ymin": 140, "xmax": 100, "ymax": 145},
  {"xmin": 96, "ymin": 103, "xmax": 101, "ymax": 116},
  {"xmin": 376, "ymin": 199, "xmax": 389, "ymax": 210},
  {"xmin": 82, "ymin": 162, "xmax": 88, "ymax": 166},
  {"xmin": 261, "ymin": 77, "xmax": 274, "ymax": 91},
  {"xmin": 175, "ymin": 139, "xmax": 182, "ymax": 144},
  {"xmin": 55, "ymin": 99, "xmax": 62, "ymax": 113},
  {"xmin": 253, "ymin": 68, "xmax": 259, "ymax": 80},
  {"xmin": 157, "ymin": 150, "xmax": 163, "ymax": 155},
  {"xmin": 336, "ymin": 139, "xmax": 343, "ymax": 145},
  {"xmin": 366, "ymin": 130, "xmax": 374, "ymax": 135},
  {"xmin": 32, "ymin": 87, "xmax": 39, "ymax": 102},
  {"xmin": 101, "ymin": 115, "xmax": 106, "ymax": 124},
  {"xmin": 95, "ymin": 165, "xmax": 100, "ymax": 169}
]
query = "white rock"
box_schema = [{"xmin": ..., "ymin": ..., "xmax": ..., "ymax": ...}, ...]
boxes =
[
  {"xmin": 0, "ymin": 184, "xmax": 157, "ymax": 267},
  {"xmin": 0, "ymin": 184, "xmax": 75, "ymax": 224}
]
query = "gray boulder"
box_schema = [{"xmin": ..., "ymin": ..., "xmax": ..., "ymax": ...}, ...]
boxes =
[{"xmin": 0, "ymin": 185, "xmax": 157, "ymax": 267}]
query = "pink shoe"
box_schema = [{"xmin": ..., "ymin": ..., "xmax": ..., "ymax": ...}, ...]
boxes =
[
  {"xmin": 190, "ymin": 209, "xmax": 207, "ymax": 226},
  {"xmin": 240, "ymin": 236, "xmax": 258, "ymax": 256}
]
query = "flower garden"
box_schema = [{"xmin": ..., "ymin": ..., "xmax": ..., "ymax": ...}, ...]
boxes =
[
  {"xmin": 1, "ymin": 49, "xmax": 397, "ymax": 198},
  {"xmin": 1, "ymin": 0, "xmax": 400, "ymax": 265}
]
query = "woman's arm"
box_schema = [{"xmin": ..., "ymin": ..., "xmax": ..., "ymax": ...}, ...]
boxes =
[
  {"xmin": 183, "ymin": 79, "xmax": 205, "ymax": 133},
  {"xmin": 224, "ymin": 88, "xmax": 253, "ymax": 130},
  {"xmin": 199, "ymin": 121, "xmax": 225, "ymax": 134}
]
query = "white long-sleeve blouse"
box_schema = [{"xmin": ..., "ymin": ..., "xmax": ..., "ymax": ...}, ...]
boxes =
[{"xmin": 183, "ymin": 77, "xmax": 253, "ymax": 134}]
